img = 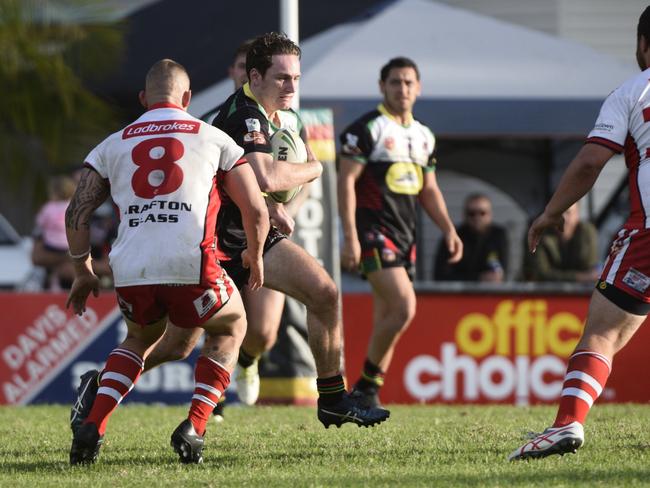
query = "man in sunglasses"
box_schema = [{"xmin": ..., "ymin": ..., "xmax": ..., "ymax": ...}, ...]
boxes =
[{"xmin": 434, "ymin": 193, "xmax": 508, "ymax": 282}]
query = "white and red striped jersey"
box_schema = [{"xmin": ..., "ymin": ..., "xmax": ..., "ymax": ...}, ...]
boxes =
[
  {"xmin": 587, "ymin": 68, "xmax": 650, "ymax": 229},
  {"xmin": 84, "ymin": 102, "xmax": 245, "ymax": 286}
]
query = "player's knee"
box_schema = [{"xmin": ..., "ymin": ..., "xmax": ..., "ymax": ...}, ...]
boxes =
[
  {"xmin": 216, "ymin": 302, "xmax": 247, "ymax": 338},
  {"xmin": 255, "ymin": 325, "xmax": 279, "ymax": 351},
  {"xmin": 390, "ymin": 299, "xmax": 416, "ymax": 332},
  {"xmin": 164, "ymin": 345, "xmax": 193, "ymax": 362},
  {"xmin": 244, "ymin": 327, "xmax": 274, "ymax": 353},
  {"xmin": 404, "ymin": 298, "xmax": 417, "ymax": 323},
  {"xmin": 259, "ymin": 333, "xmax": 278, "ymax": 353},
  {"xmin": 307, "ymin": 278, "xmax": 339, "ymax": 314},
  {"xmin": 231, "ymin": 314, "xmax": 248, "ymax": 342}
]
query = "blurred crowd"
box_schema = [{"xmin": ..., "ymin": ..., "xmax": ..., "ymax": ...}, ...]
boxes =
[
  {"xmin": 432, "ymin": 194, "xmax": 600, "ymax": 285},
  {"xmin": 26, "ymin": 175, "xmax": 605, "ymax": 291},
  {"xmin": 28, "ymin": 173, "xmax": 117, "ymax": 291}
]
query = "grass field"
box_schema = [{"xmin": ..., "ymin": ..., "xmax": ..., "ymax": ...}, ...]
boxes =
[{"xmin": 1, "ymin": 404, "xmax": 650, "ymax": 487}]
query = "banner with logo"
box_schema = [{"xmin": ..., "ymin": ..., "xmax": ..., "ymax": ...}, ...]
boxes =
[
  {"xmin": 3, "ymin": 291, "xmax": 649, "ymax": 405},
  {"xmin": 342, "ymin": 293, "xmax": 650, "ymax": 405},
  {"xmin": 0, "ymin": 292, "xmax": 205, "ymax": 406}
]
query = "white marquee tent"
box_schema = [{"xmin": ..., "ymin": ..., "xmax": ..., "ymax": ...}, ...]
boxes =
[
  {"xmin": 190, "ymin": 0, "xmax": 635, "ymax": 136},
  {"xmin": 189, "ymin": 0, "xmax": 637, "ymax": 280}
]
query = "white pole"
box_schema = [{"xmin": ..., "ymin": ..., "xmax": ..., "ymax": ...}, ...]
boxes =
[
  {"xmin": 280, "ymin": 0, "xmax": 300, "ymax": 109},
  {"xmin": 280, "ymin": 0, "xmax": 299, "ymax": 42}
]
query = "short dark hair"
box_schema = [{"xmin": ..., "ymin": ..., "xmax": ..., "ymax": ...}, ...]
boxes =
[
  {"xmin": 380, "ymin": 57, "xmax": 420, "ymax": 82},
  {"xmin": 246, "ymin": 32, "xmax": 301, "ymax": 78},
  {"xmin": 464, "ymin": 193, "xmax": 491, "ymax": 207},
  {"xmin": 233, "ymin": 38, "xmax": 254, "ymax": 65},
  {"xmin": 639, "ymin": 6, "xmax": 650, "ymax": 43}
]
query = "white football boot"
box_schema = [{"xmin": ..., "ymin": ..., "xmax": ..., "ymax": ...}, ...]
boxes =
[
  {"xmin": 234, "ymin": 359, "xmax": 260, "ymax": 406},
  {"xmin": 508, "ymin": 421, "xmax": 584, "ymax": 461}
]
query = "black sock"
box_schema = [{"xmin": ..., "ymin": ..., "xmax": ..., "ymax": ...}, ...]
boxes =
[
  {"xmin": 354, "ymin": 359, "xmax": 385, "ymax": 395},
  {"xmin": 212, "ymin": 394, "xmax": 226, "ymax": 415},
  {"xmin": 237, "ymin": 348, "xmax": 257, "ymax": 368},
  {"xmin": 316, "ymin": 374, "xmax": 346, "ymax": 405}
]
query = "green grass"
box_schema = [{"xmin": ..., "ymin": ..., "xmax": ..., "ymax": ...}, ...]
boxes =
[{"xmin": 1, "ymin": 404, "xmax": 650, "ymax": 487}]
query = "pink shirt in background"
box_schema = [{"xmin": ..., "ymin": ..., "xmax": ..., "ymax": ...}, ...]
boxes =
[{"xmin": 35, "ymin": 200, "xmax": 70, "ymax": 251}]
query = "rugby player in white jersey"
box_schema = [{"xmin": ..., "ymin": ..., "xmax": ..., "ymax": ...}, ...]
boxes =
[
  {"xmin": 509, "ymin": 5, "xmax": 650, "ymax": 460},
  {"xmin": 70, "ymin": 34, "xmax": 390, "ymax": 436},
  {"xmin": 66, "ymin": 59, "xmax": 269, "ymax": 465},
  {"xmin": 338, "ymin": 57, "xmax": 463, "ymax": 408}
]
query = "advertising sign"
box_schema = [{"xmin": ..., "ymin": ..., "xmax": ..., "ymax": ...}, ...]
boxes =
[
  {"xmin": 5, "ymin": 291, "xmax": 648, "ymax": 405},
  {"xmin": 0, "ymin": 293, "xmax": 202, "ymax": 405},
  {"xmin": 343, "ymin": 293, "xmax": 650, "ymax": 404}
]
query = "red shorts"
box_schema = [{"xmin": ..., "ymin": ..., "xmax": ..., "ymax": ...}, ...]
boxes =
[
  {"xmin": 600, "ymin": 227, "xmax": 650, "ymax": 303},
  {"xmin": 115, "ymin": 273, "xmax": 235, "ymax": 328}
]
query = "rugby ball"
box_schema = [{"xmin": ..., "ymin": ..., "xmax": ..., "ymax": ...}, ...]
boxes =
[{"xmin": 269, "ymin": 128, "xmax": 308, "ymax": 203}]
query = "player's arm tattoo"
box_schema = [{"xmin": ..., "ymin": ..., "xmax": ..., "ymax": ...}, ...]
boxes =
[{"xmin": 65, "ymin": 168, "xmax": 110, "ymax": 230}]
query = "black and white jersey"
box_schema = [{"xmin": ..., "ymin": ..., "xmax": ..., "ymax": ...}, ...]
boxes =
[{"xmin": 339, "ymin": 103, "xmax": 436, "ymax": 251}]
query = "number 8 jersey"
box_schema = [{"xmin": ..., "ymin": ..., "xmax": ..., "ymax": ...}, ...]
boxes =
[{"xmin": 83, "ymin": 102, "xmax": 245, "ymax": 287}]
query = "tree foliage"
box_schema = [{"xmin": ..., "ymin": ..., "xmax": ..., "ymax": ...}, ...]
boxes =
[{"xmin": 0, "ymin": 0, "xmax": 124, "ymax": 201}]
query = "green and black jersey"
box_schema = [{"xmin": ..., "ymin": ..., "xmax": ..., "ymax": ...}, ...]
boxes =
[
  {"xmin": 212, "ymin": 83, "xmax": 305, "ymax": 269},
  {"xmin": 339, "ymin": 103, "xmax": 436, "ymax": 254},
  {"xmin": 200, "ymin": 104, "xmax": 223, "ymax": 125}
]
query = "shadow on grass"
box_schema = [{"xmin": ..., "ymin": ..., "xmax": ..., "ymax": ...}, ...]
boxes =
[
  {"xmin": 0, "ymin": 450, "xmax": 179, "ymax": 472},
  {"xmin": 397, "ymin": 469, "xmax": 650, "ymax": 486},
  {"xmin": 4, "ymin": 453, "xmax": 650, "ymax": 488}
]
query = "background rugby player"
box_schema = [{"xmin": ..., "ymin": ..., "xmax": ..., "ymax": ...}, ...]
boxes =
[{"xmin": 338, "ymin": 57, "xmax": 463, "ymax": 408}]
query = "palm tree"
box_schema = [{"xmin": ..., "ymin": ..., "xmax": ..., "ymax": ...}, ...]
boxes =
[{"xmin": 0, "ymin": 0, "xmax": 124, "ymax": 229}]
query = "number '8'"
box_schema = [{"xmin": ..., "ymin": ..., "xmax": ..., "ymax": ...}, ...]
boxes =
[{"xmin": 131, "ymin": 137, "xmax": 184, "ymax": 198}]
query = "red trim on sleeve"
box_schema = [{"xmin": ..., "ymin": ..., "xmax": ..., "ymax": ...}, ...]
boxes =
[
  {"xmin": 585, "ymin": 136, "xmax": 624, "ymax": 154},
  {"xmin": 233, "ymin": 157, "xmax": 248, "ymax": 167},
  {"xmin": 643, "ymin": 107, "xmax": 650, "ymax": 122}
]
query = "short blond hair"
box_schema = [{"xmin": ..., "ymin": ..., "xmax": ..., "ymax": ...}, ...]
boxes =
[{"xmin": 145, "ymin": 59, "xmax": 190, "ymax": 99}]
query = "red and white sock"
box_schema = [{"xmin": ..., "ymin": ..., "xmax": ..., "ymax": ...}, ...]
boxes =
[
  {"xmin": 188, "ymin": 356, "xmax": 231, "ymax": 435},
  {"xmin": 85, "ymin": 347, "xmax": 144, "ymax": 435},
  {"xmin": 553, "ymin": 349, "xmax": 611, "ymax": 427}
]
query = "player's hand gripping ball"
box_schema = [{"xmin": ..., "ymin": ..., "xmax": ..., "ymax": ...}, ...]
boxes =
[{"xmin": 269, "ymin": 128, "xmax": 308, "ymax": 203}]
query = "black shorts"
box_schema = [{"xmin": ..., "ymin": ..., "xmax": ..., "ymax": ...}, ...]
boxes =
[
  {"xmin": 596, "ymin": 281, "xmax": 650, "ymax": 316},
  {"xmin": 221, "ymin": 227, "xmax": 286, "ymax": 289},
  {"xmin": 358, "ymin": 229, "xmax": 415, "ymax": 281}
]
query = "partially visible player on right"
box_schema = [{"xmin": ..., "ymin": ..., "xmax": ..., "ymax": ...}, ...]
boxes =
[{"xmin": 509, "ymin": 5, "xmax": 650, "ymax": 461}]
